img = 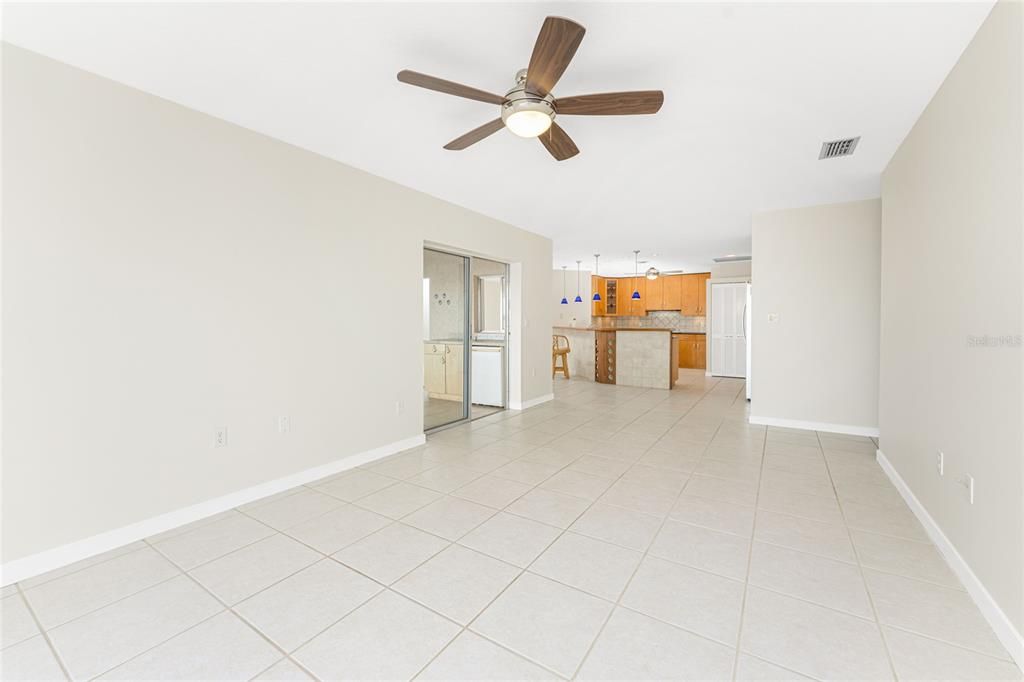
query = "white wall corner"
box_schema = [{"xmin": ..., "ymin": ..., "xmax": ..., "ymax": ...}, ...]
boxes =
[
  {"xmin": 876, "ymin": 449, "xmax": 1024, "ymax": 669},
  {"xmin": 0, "ymin": 433, "xmax": 425, "ymax": 587},
  {"xmin": 748, "ymin": 414, "xmax": 879, "ymax": 438}
]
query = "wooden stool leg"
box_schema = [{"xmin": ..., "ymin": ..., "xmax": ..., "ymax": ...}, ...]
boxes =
[
  {"xmin": 552, "ymin": 353, "xmax": 557, "ymax": 378},
  {"xmin": 561, "ymin": 354, "xmax": 570, "ymax": 379}
]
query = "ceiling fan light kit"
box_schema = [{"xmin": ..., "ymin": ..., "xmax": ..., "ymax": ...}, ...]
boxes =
[{"xmin": 397, "ymin": 16, "xmax": 664, "ymax": 161}]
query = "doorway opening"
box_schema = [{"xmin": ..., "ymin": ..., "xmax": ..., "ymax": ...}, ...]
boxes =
[{"xmin": 423, "ymin": 248, "xmax": 509, "ymax": 432}]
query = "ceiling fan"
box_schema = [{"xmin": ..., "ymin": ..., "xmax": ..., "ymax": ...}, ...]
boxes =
[{"xmin": 397, "ymin": 16, "xmax": 664, "ymax": 161}]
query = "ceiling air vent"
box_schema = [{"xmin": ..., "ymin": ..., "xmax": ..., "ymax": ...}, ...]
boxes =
[
  {"xmin": 819, "ymin": 136, "xmax": 860, "ymax": 160},
  {"xmin": 713, "ymin": 255, "xmax": 751, "ymax": 263}
]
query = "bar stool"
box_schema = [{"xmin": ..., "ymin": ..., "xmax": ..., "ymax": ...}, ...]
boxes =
[{"xmin": 552, "ymin": 334, "xmax": 571, "ymax": 379}]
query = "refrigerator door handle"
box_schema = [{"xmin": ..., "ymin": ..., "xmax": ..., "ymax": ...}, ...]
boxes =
[{"xmin": 741, "ymin": 302, "xmax": 748, "ymax": 339}]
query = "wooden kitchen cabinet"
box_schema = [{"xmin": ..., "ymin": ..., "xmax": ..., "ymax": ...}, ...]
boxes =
[
  {"xmin": 424, "ymin": 344, "xmax": 446, "ymax": 395},
  {"xmin": 424, "ymin": 342, "xmax": 463, "ymax": 400},
  {"xmin": 645, "ymin": 276, "xmax": 664, "ymax": 311},
  {"xmin": 696, "ymin": 273, "xmax": 710, "ymax": 315},
  {"xmin": 680, "ymin": 275, "xmax": 700, "ymax": 315},
  {"xmin": 676, "ymin": 334, "xmax": 707, "ymax": 370},
  {"xmin": 591, "ymin": 275, "xmax": 606, "ymax": 316},
  {"xmin": 621, "ymin": 277, "xmax": 646, "ymax": 316},
  {"xmin": 444, "ymin": 343, "xmax": 463, "ymax": 398},
  {"xmin": 662, "ymin": 274, "xmax": 682, "ymax": 310}
]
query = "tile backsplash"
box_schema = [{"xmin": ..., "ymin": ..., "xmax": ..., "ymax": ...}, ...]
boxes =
[{"xmin": 593, "ymin": 311, "xmax": 706, "ymax": 332}]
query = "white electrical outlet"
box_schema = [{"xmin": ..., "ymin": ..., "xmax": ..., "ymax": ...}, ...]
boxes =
[
  {"xmin": 767, "ymin": 312, "xmax": 780, "ymax": 322},
  {"xmin": 936, "ymin": 451, "xmax": 944, "ymax": 476},
  {"xmin": 214, "ymin": 427, "xmax": 228, "ymax": 448},
  {"xmin": 277, "ymin": 416, "xmax": 290, "ymax": 434},
  {"xmin": 959, "ymin": 474, "xmax": 975, "ymax": 504}
]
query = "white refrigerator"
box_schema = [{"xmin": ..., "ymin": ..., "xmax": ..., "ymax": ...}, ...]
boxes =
[{"xmin": 710, "ymin": 282, "xmax": 751, "ymax": 397}]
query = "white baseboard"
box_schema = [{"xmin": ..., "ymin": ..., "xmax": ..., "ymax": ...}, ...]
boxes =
[
  {"xmin": 877, "ymin": 449, "xmax": 1024, "ymax": 669},
  {"xmin": 748, "ymin": 414, "xmax": 879, "ymax": 438},
  {"xmin": 510, "ymin": 393, "xmax": 554, "ymax": 411},
  {"xmin": 0, "ymin": 434, "xmax": 426, "ymax": 587}
]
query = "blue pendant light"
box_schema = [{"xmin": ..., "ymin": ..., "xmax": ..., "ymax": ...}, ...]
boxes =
[
  {"xmin": 574, "ymin": 260, "xmax": 583, "ymax": 302},
  {"xmin": 592, "ymin": 254, "xmax": 602, "ymax": 301},
  {"xmin": 631, "ymin": 250, "xmax": 641, "ymax": 299},
  {"xmin": 560, "ymin": 265, "xmax": 568, "ymax": 305}
]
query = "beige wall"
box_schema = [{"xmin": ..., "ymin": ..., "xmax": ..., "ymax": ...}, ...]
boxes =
[
  {"xmin": 751, "ymin": 199, "xmax": 881, "ymax": 433},
  {"xmin": 879, "ymin": 0, "xmax": 1022, "ymax": 636},
  {"xmin": 1, "ymin": 45, "xmax": 553, "ymax": 564}
]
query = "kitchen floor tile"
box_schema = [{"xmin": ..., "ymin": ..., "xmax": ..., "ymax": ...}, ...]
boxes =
[
  {"xmin": 453, "ymin": 475, "xmax": 533, "ymax": 509},
  {"xmin": 530, "ymin": 532, "xmax": 641, "ymax": 601},
  {"xmin": 314, "ymin": 469, "xmax": 396, "ymax": 501},
  {"xmin": 649, "ymin": 519, "xmax": 750, "ymax": 580},
  {"xmin": 99, "ymin": 610, "xmax": 280, "ymax": 680},
  {"xmin": 669, "ymin": 495, "xmax": 755, "ymax": 537},
  {"xmin": 540, "ymin": 469, "xmax": 614, "ymax": 501},
  {"xmin": 0, "ymin": 636, "xmax": 67, "ymax": 680},
  {"xmin": 754, "ymin": 510, "xmax": 856, "ymax": 562},
  {"xmin": 293, "ymin": 590, "xmax": 460, "ymax": 680},
  {"xmin": 2, "ymin": 594, "xmax": 39, "ymax": 650},
  {"xmin": 352, "ymin": 481, "xmax": 443, "ymax": 519},
  {"xmin": 151, "ymin": 511, "xmax": 276, "ymax": 571},
  {"xmin": 883, "ymin": 627, "xmax": 1022, "ymax": 681},
  {"xmin": 24, "ymin": 545, "xmax": 179, "ymax": 630},
  {"xmin": 578, "ymin": 607, "xmax": 735, "ymax": 680},
  {"xmin": 748, "ymin": 541, "xmax": 873, "ymax": 617},
  {"xmin": 394, "ymin": 545, "xmax": 519, "ymax": 624},
  {"xmin": 417, "ymin": 631, "xmax": 558, "ymax": 680},
  {"xmin": 471, "ymin": 572, "xmax": 613, "ymax": 678},
  {"xmin": 865, "ymin": 569, "xmax": 1008, "ymax": 659},
  {"xmin": 333, "ymin": 523, "xmax": 448, "ymax": 585},
  {"xmin": 569, "ymin": 503, "xmax": 662, "ymax": 552},
  {"xmin": 459, "ymin": 512, "xmax": 561, "ymax": 567},
  {"xmin": 621, "ymin": 556, "xmax": 744, "ymax": 645},
  {"xmin": 403, "ymin": 496, "xmax": 496, "ymax": 540},
  {"xmin": 505, "ymin": 487, "xmax": 591, "ymax": 528},
  {"xmin": 283, "ymin": 504, "xmax": 390, "ymax": 554},
  {"xmin": 234, "ymin": 559, "xmax": 381, "ymax": 651},
  {"xmin": 189, "ymin": 533, "xmax": 320, "ymax": 605},
  {"xmin": 242, "ymin": 488, "xmax": 344, "ymax": 531},
  {"xmin": 739, "ymin": 586, "xmax": 892, "ymax": 681},
  {"xmin": 851, "ymin": 529, "xmax": 959, "ymax": 587},
  {"xmin": 47, "ymin": 575, "xmax": 221, "ymax": 680}
]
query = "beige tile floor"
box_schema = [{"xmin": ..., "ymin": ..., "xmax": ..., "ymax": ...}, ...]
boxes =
[{"xmin": 2, "ymin": 371, "xmax": 1020, "ymax": 680}]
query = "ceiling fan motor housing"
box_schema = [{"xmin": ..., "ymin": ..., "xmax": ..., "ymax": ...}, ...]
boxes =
[{"xmin": 501, "ymin": 70, "xmax": 556, "ymax": 134}]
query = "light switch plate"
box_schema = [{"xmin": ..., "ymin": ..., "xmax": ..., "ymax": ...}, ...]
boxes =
[{"xmin": 214, "ymin": 427, "xmax": 228, "ymax": 448}]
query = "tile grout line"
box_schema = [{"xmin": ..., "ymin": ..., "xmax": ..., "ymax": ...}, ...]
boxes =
[
  {"xmin": 140, "ymin": 536, "xmax": 325, "ymax": 682},
  {"xmin": 568, "ymin": 384, "xmax": 728, "ymax": 680},
  {"xmin": 816, "ymin": 429, "xmax": 901, "ymax": 682},
  {"xmin": 410, "ymin": 382, "xmax": 698, "ymax": 680},
  {"xmin": 14, "ymin": 584, "xmax": 73, "ymax": 681},
  {"xmin": 728, "ymin": 415, "xmax": 768, "ymax": 681}
]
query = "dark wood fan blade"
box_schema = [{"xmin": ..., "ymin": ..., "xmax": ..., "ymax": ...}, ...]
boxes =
[
  {"xmin": 397, "ymin": 70, "xmax": 505, "ymax": 105},
  {"xmin": 538, "ymin": 122, "xmax": 579, "ymax": 161},
  {"xmin": 444, "ymin": 119, "xmax": 506, "ymax": 150},
  {"xmin": 556, "ymin": 91, "xmax": 664, "ymax": 115},
  {"xmin": 525, "ymin": 17, "xmax": 586, "ymax": 97}
]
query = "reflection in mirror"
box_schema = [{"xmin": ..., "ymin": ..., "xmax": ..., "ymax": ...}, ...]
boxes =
[{"xmin": 475, "ymin": 275, "xmax": 505, "ymax": 336}]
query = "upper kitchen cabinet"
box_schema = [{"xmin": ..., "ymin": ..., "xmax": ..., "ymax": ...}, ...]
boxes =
[
  {"xmin": 645, "ymin": 275, "xmax": 664, "ymax": 310},
  {"xmin": 680, "ymin": 274, "xmax": 699, "ymax": 314},
  {"xmin": 696, "ymin": 273, "xmax": 710, "ymax": 315},
  {"xmin": 645, "ymin": 274, "xmax": 683, "ymax": 312},
  {"xmin": 591, "ymin": 275, "xmax": 607, "ymax": 316},
  {"xmin": 622, "ymin": 276, "xmax": 646, "ymax": 315}
]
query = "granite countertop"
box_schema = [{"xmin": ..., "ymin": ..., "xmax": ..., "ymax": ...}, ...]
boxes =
[{"xmin": 553, "ymin": 326, "xmax": 675, "ymax": 333}]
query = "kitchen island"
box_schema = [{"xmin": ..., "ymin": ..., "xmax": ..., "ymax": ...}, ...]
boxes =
[{"xmin": 553, "ymin": 326, "xmax": 678, "ymax": 389}]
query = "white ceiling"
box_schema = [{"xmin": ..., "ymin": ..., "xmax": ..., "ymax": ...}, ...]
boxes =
[{"xmin": 4, "ymin": 2, "xmax": 992, "ymax": 274}]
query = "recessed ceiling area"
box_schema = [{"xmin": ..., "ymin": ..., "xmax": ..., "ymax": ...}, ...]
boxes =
[{"xmin": 2, "ymin": 2, "xmax": 992, "ymax": 274}]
